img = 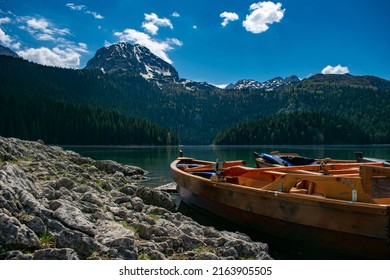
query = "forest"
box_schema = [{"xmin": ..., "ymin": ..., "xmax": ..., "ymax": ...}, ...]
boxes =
[
  {"xmin": 0, "ymin": 92, "xmax": 178, "ymax": 145},
  {"xmin": 213, "ymin": 111, "xmax": 371, "ymax": 145},
  {"xmin": 1, "ymin": 55, "xmax": 389, "ymax": 145}
]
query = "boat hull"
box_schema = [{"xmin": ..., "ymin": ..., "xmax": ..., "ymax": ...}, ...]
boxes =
[{"xmin": 172, "ymin": 159, "xmax": 390, "ymax": 259}]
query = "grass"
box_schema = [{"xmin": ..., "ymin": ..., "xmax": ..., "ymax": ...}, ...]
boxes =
[
  {"xmin": 193, "ymin": 244, "xmax": 216, "ymax": 254},
  {"xmin": 39, "ymin": 231, "xmax": 55, "ymax": 248},
  {"xmin": 147, "ymin": 213, "xmax": 159, "ymax": 220},
  {"xmin": 138, "ymin": 252, "xmax": 151, "ymax": 260}
]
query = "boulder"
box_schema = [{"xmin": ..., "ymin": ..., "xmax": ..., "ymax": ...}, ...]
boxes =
[{"xmin": 33, "ymin": 248, "xmax": 79, "ymax": 260}]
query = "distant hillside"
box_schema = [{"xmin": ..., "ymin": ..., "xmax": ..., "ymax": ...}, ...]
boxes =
[
  {"xmin": 214, "ymin": 111, "xmax": 372, "ymax": 145},
  {"xmin": 296, "ymin": 73, "xmax": 390, "ymax": 91}
]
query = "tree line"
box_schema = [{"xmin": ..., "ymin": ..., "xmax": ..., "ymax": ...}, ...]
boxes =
[
  {"xmin": 213, "ymin": 111, "xmax": 371, "ymax": 145},
  {"xmin": 0, "ymin": 92, "xmax": 178, "ymax": 145}
]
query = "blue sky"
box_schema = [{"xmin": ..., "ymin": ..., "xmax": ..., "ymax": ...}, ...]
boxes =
[{"xmin": 0, "ymin": 0, "xmax": 389, "ymax": 86}]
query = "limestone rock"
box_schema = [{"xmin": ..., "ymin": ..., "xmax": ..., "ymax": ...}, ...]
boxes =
[
  {"xmin": 0, "ymin": 136, "xmax": 272, "ymax": 260},
  {"xmin": 33, "ymin": 248, "xmax": 79, "ymax": 260},
  {"xmin": 0, "ymin": 213, "xmax": 40, "ymax": 250}
]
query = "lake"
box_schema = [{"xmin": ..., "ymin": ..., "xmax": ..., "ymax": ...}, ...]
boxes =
[{"xmin": 64, "ymin": 145, "xmax": 390, "ymax": 188}]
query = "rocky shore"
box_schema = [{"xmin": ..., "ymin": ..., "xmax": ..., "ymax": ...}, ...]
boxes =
[{"xmin": 0, "ymin": 136, "xmax": 271, "ymax": 260}]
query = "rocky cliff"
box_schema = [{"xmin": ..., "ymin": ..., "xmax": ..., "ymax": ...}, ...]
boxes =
[{"xmin": 0, "ymin": 136, "xmax": 270, "ymax": 260}]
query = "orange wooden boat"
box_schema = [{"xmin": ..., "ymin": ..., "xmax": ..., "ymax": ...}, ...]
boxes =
[{"xmin": 171, "ymin": 157, "xmax": 390, "ymax": 259}]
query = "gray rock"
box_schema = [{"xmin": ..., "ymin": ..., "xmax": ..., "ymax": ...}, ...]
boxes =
[
  {"xmin": 136, "ymin": 187, "xmax": 175, "ymax": 211},
  {"xmin": 131, "ymin": 197, "xmax": 144, "ymax": 212},
  {"xmin": 33, "ymin": 248, "xmax": 79, "ymax": 260},
  {"xmin": 58, "ymin": 229, "xmax": 102, "ymax": 258},
  {"xmin": 94, "ymin": 160, "xmax": 144, "ymax": 176},
  {"xmin": 54, "ymin": 177, "xmax": 77, "ymax": 190},
  {"xmin": 0, "ymin": 213, "xmax": 40, "ymax": 250},
  {"xmin": 52, "ymin": 201, "xmax": 96, "ymax": 236},
  {"xmin": 81, "ymin": 192, "xmax": 105, "ymax": 207},
  {"xmin": 25, "ymin": 216, "xmax": 46, "ymax": 236},
  {"xmin": 2, "ymin": 250, "xmax": 33, "ymax": 260},
  {"xmin": 119, "ymin": 185, "xmax": 136, "ymax": 196},
  {"xmin": 95, "ymin": 220, "xmax": 138, "ymax": 259},
  {"xmin": 196, "ymin": 252, "xmax": 220, "ymax": 260}
]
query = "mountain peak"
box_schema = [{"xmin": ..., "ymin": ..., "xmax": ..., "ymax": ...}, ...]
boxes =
[
  {"xmin": 226, "ymin": 75, "xmax": 301, "ymax": 91},
  {"xmin": 85, "ymin": 42, "xmax": 179, "ymax": 83}
]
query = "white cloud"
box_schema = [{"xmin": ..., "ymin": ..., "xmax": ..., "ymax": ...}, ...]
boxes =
[
  {"xmin": 17, "ymin": 47, "xmax": 81, "ymax": 68},
  {"xmin": 86, "ymin": 11, "xmax": 104, "ymax": 20},
  {"xmin": 243, "ymin": 1, "xmax": 285, "ymax": 34},
  {"xmin": 192, "ymin": 25, "xmax": 198, "ymax": 29},
  {"xmin": 114, "ymin": 29, "xmax": 182, "ymax": 64},
  {"xmin": 142, "ymin": 22, "xmax": 159, "ymax": 35},
  {"xmin": 0, "ymin": 16, "xmax": 20, "ymax": 49},
  {"xmin": 172, "ymin": 12, "xmax": 180, "ymax": 17},
  {"xmin": 66, "ymin": 3, "xmax": 86, "ymax": 11},
  {"xmin": 220, "ymin": 12, "xmax": 239, "ymax": 27},
  {"xmin": 321, "ymin": 64, "xmax": 350, "ymax": 75},
  {"xmin": 66, "ymin": 3, "xmax": 104, "ymax": 19},
  {"xmin": 25, "ymin": 17, "xmax": 70, "ymax": 41},
  {"xmin": 214, "ymin": 84, "xmax": 229, "ymax": 89},
  {"xmin": 0, "ymin": 27, "xmax": 19, "ymax": 49},
  {"xmin": 0, "ymin": 17, "xmax": 11, "ymax": 24},
  {"xmin": 142, "ymin": 13, "xmax": 173, "ymax": 35},
  {"xmin": 167, "ymin": 38, "xmax": 183, "ymax": 47}
]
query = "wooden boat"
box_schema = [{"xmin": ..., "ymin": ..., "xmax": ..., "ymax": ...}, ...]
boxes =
[{"xmin": 171, "ymin": 156, "xmax": 390, "ymax": 259}]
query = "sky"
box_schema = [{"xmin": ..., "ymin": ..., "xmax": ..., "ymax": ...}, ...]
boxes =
[{"xmin": 0, "ymin": 0, "xmax": 389, "ymax": 86}]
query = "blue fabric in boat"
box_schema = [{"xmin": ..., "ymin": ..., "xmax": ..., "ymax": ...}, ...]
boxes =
[
  {"xmin": 260, "ymin": 153, "xmax": 316, "ymax": 166},
  {"xmin": 189, "ymin": 171, "xmax": 217, "ymax": 179}
]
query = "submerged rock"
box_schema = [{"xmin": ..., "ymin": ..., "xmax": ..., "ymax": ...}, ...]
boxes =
[{"xmin": 0, "ymin": 136, "xmax": 271, "ymax": 260}]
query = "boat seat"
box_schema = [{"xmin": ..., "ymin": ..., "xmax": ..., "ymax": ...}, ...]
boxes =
[
  {"xmin": 236, "ymin": 176, "xmax": 269, "ymax": 188},
  {"xmin": 289, "ymin": 187, "xmax": 308, "ymax": 194}
]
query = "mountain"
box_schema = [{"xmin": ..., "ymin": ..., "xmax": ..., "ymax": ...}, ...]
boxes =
[
  {"xmin": 85, "ymin": 42, "xmax": 217, "ymax": 91},
  {"xmin": 298, "ymin": 73, "xmax": 390, "ymax": 91},
  {"xmin": 0, "ymin": 45, "xmax": 19, "ymax": 58},
  {"xmin": 85, "ymin": 42, "xmax": 178, "ymax": 82},
  {"xmin": 85, "ymin": 43, "xmax": 303, "ymax": 92},
  {"xmin": 226, "ymin": 75, "xmax": 300, "ymax": 91}
]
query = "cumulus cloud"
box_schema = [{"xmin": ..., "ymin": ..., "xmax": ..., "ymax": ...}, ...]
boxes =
[
  {"xmin": 220, "ymin": 12, "xmax": 239, "ymax": 27},
  {"xmin": 0, "ymin": 27, "xmax": 20, "ymax": 49},
  {"xmin": 321, "ymin": 64, "xmax": 350, "ymax": 75},
  {"xmin": 17, "ymin": 16, "xmax": 87, "ymax": 67},
  {"xmin": 142, "ymin": 13, "xmax": 173, "ymax": 35},
  {"xmin": 24, "ymin": 17, "xmax": 70, "ymax": 41},
  {"xmin": 0, "ymin": 17, "xmax": 11, "ymax": 24},
  {"xmin": 114, "ymin": 28, "xmax": 182, "ymax": 64},
  {"xmin": 0, "ymin": 16, "xmax": 21, "ymax": 49},
  {"xmin": 66, "ymin": 3, "xmax": 104, "ymax": 19},
  {"xmin": 243, "ymin": 1, "xmax": 285, "ymax": 34},
  {"xmin": 17, "ymin": 46, "xmax": 81, "ymax": 68}
]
